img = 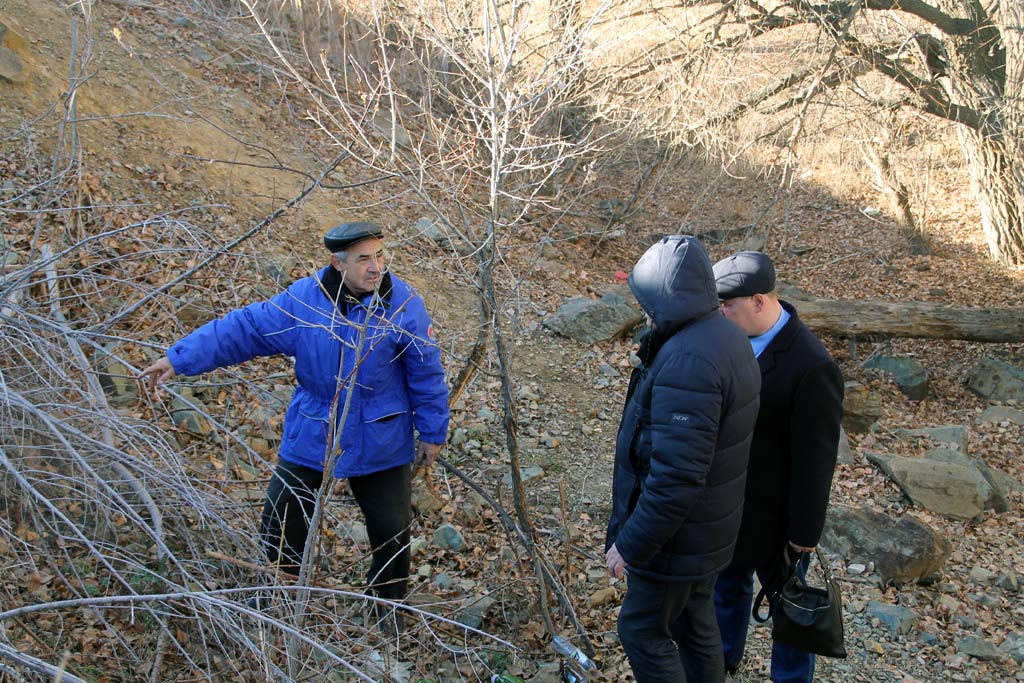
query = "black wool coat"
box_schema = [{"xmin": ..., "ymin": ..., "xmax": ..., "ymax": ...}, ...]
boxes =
[
  {"xmin": 606, "ymin": 236, "xmax": 761, "ymax": 582},
  {"xmin": 728, "ymin": 301, "xmax": 845, "ymax": 570}
]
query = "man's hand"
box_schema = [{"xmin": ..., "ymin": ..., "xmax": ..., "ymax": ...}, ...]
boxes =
[
  {"xmin": 787, "ymin": 542, "xmax": 814, "ymax": 564},
  {"xmin": 606, "ymin": 543, "xmax": 628, "ymax": 579},
  {"xmin": 140, "ymin": 356, "xmax": 176, "ymax": 391},
  {"xmin": 414, "ymin": 441, "xmax": 441, "ymax": 475}
]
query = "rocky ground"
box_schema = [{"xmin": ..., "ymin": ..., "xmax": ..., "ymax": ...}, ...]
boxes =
[{"xmin": 2, "ymin": 1, "xmax": 1024, "ymax": 682}]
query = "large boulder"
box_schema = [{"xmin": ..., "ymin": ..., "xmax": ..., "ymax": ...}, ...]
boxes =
[
  {"xmin": 0, "ymin": 18, "xmax": 29, "ymax": 84},
  {"xmin": 924, "ymin": 448, "xmax": 1009, "ymax": 514},
  {"xmin": 842, "ymin": 382, "xmax": 883, "ymax": 433},
  {"xmin": 866, "ymin": 452, "xmax": 986, "ymax": 521},
  {"xmin": 967, "ymin": 356, "xmax": 1024, "ymax": 402},
  {"xmin": 865, "ymin": 355, "xmax": 929, "ymax": 400},
  {"xmin": 820, "ymin": 504, "xmax": 951, "ymax": 585},
  {"xmin": 543, "ymin": 292, "xmax": 643, "ymax": 343}
]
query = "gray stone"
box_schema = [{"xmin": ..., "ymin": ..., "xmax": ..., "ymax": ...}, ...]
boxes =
[
  {"xmin": 94, "ymin": 351, "xmax": 139, "ymax": 408},
  {"xmin": 995, "ymin": 573, "xmax": 1020, "ymax": 592},
  {"xmin": 0, "ymin": 45, "xmax": 23, "ymax": 83},
  {"xmin": 434, "ymin": 573, "xmax": 454, "ymax": 590},
  {"xmin": 540, "ymin": 237, "xmax": 560, "ymax": 258},
  {"xmin": 457, "ymin": 595, "xmax": 497, "ymax": 630},
  {"xmin": 866, "ymin": 452, "xmax": 986, "ymax": 521},
  {"xmin": 433, "ymin": 522, "xmax": 465, "ymax": 552},
  {"xmin": 411, "ymin": 486, "xmax": 444, "ymax": 515},
  {"xmin": 925, "ymin": 448, "xmax": 1011, "ymax": 511},
  {"xmin": 0, "ymin": 20, "xmax": 28, "ymax": 84},
  {"xmin": 342, "ymin": 521, "xmax": 368, "ymax": 545},
  {"xmin": 989, "ymin": 468, "xmax": 1024, "ymax": 497},
  {"xmin": 265, "ymin": 256, "xmax": 300, "ymax": 287},
  {"xmin": 821, "ymin": 504, "xmax": 951, "ymax": 585},
  {"xmin": 598, "ymin": 198, "xmax": 625, "ymax": 218},
  {"xmin": 503, "ymin": 465, "xmax": 545, "ymax": 487},
  {"xmin": 191, "ymin": 46, "xmax": 215, "ymax": 62},
  {"xmin": 957, "ymin": 636, "xmax": 1004, "ymax": 662},
  {"xmin": 415, "ymin": 217, "xmax": 449, "ymax": 245},
  {"xmin": 543, "ymin": 293, "xmax": 643, "ymax": 343},
  {"xmin": 968, "ymin": 566, "xmax": 995, "ymax": 584},
  {"xmin": 979, "ymin": 405, "xmax": 1024, "ymax": 426},
  {"xmin": 866, "ymin": 601, "xmax": 917, "ymax": 635},
  {"xmin": 922, "ymin": 449, "xmax": 1007, "ymax": 513},
  {"xmin": 999, "ymin": 632, "xmax": 1024, "ymax": 664},
  {"xmin": 599, "ymin": 363, "xmax": 619, "ymax": 377},
  {"xmin": 865, "ymin": 355, "xmax": 929, "ymax": 400},
  {"xmin": 897, "ymin": 425, "xmax": 968, "ymax": 453},
  {"xmin": 837, "ymin": 427, "xmax": 855, "ymax": 465},
  {"xmin": 968, "ymin": 592, "xmax": 1001, "ymax": 608},
  {"xmin": 170, "ymin": 394, "xmax": 213, "ymax": 440},
  {"xmin": 842, "ymin": 382, "xmax": 883, "ymax": 433},
  {"xmin": 968, "ymin": 356, "xmax": 1024, "ymax": 402}
]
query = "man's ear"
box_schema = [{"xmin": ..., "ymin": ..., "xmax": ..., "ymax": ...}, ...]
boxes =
[{"xmin": 329, "ymin": 254, "xmax": 342, "ymax": 270}]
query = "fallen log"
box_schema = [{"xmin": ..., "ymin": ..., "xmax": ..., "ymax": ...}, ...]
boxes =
[{"xmin": 785, "ymin": 293, "xmax": 1024, "ymax": 343}]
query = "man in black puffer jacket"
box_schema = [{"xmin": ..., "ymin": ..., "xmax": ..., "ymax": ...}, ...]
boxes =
[{"xmin": 606, "ymin": 236, "xmax": 761, "ymax": 683}]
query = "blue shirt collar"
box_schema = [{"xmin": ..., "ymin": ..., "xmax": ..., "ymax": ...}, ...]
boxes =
[{"xmin": 749, "ymin": 305, "xmax": 790, "ymax": 358}]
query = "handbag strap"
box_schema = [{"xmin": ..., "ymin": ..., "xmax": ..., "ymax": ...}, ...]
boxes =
[
  {"xmin": 752, "ymin": 583, "xmax": 777, "ymax": 623},
  {"xmin": 812, "ymin": 547, "xmax": 833, "ymax": 584},
  {"xmin": 752, "ymin": 548, "xmax": 804, "ymax": 623}
]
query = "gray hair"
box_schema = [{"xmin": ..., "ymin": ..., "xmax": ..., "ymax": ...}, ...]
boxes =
[{"xmin": 332, "ymin": 250, "xmax": 348, "ymax": 263}]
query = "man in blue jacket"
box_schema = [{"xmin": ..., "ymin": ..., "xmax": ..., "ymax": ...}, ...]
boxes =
[
  {"xmin": 606, "ymin": 236, "xmax": 761, "ymax": 683},
  {"xmin": 711, "ymin": 251, "xmax": 844, "ymax": 682},
  {"xmin": 141, "ymin": 221, "xmax": 450, "ymax": 605}
]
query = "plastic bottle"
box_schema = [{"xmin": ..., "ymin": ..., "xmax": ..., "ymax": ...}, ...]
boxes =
[{"xmin": 552, "ymin": 635, "xmax": 598, "ymax": 682}]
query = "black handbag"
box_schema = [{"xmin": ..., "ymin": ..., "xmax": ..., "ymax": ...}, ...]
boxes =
[{"xmin": 771, "ymin": 548, "xmax": 847, "ymax": 659}]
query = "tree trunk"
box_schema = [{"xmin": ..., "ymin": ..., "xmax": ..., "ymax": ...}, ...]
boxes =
[
  {"xmin": 945, "ymin": 0, "xmax": 1024, "ymax": 264},
  {"xmin": 958, "ymin": 129, "xmax": 1024, "ymax": 265},
  {"xmin": 790, "ymin": 296, "xmax": 1024, "ymax": 342}
]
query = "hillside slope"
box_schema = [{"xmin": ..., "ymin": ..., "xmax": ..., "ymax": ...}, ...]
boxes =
[{"xmin": 1, "ymin": 2, "xmax": 1023, "ymax": 682}]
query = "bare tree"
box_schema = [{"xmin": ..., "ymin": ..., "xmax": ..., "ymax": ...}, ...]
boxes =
[
  {"xmin": 239, "ymin": 0, "xmax": 619, "ymax": 654},
  {"xmin": 595, "ymin": 0, "xmax": 1024, "ymax": 264}
]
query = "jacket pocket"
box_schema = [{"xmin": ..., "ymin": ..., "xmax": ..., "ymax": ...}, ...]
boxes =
[{"xmin": 362, "ymin": 397, "xmax": 412, "ymax": 460}]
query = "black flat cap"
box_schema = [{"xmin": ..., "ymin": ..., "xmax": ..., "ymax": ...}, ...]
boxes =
[
  {"xmin": 713, "ymin": 251, "xmax": 776, "ymax": 299},
  {"xmin": 324, "ymin": 222, "xmax": 384, "ymax": 252}
]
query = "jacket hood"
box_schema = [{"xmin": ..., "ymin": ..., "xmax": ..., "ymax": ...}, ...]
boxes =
[{"xmin": 628, "ymin": 236, "xmax": 719, "ymax": 333}]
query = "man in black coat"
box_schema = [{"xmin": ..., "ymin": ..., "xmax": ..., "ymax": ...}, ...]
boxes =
[
  {"xmin": 711, "ymin": 252, "xmax": 845, "ymax": 683},
  {"xmin": 606, "ymin": 236, "xmax": 761, "ymax": 683}
]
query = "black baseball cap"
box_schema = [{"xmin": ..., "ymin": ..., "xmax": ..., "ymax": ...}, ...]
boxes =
[
  {"xmin": 324, "ymin": 222, "xmax": 384, "ymax": 252},
  {"xmin": 713, "ymin": 251, "xmax": 776, "ymax": 299}
]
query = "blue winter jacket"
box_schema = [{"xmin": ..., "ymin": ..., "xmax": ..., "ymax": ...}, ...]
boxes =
[
  {"xmin": 167, "ymin": 266, "xmax": 450, "ymax": 478},
  {"xmin": 606, "ymin": 236, "xmax": 761, "ymax": 581}
]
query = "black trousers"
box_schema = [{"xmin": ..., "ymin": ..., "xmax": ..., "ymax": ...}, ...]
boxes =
[
  {"xmin": 618, "ymin": 572, "xmax": 725, "ymax": 683},
  {"xmin": 259, "ymin": 459, "xmax": 413, "ymax": 600}
]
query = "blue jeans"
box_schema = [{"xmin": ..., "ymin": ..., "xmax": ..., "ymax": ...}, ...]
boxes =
[
  {"xmin": 714, "ymin": 559, "xmax": 815, "ymax": 683},
  {"xmin": 618, "ymin": 573, "xmax": 724, "ymax": 683}
]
